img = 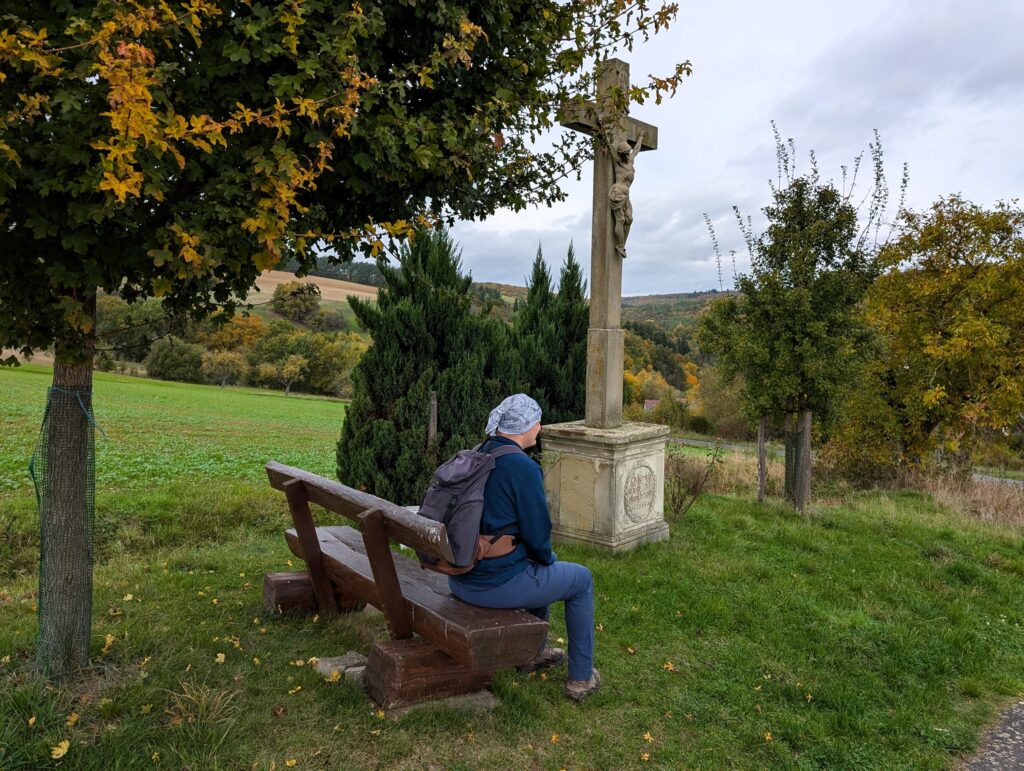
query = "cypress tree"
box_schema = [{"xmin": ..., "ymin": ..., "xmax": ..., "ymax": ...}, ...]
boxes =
[
  {"xmin": 513, "ymin": 247, "xmax": 556, "ymax": 415},
  {"xmin": 337, "ymin": 229, "xmax": 522, "ymax": 503},
  {"xmin": 548, "ymin": 243, "xmax": 588, "ymax": 423},
  {"xmin": 514, "ymin": 243, "xmax": 589, "ymax": 424}
]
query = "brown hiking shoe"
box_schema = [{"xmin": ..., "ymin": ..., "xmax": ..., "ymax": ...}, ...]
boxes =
[
  {"xmin": 564, "ymin": 668, "xmax": 602, "ymax": 701},
  {"xmin": 516, "ymin": 646, "xmax": 566, "ymax": 673}
]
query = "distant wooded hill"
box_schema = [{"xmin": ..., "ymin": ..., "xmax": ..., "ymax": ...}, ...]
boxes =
[{"xmin": 621, "ymin": 290, "xmax": 733, "ymax": 332}]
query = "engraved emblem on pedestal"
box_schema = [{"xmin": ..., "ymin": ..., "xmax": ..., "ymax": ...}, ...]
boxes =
[{"xmin": 623, "ymin": 463, "xmax": 656, "ymax": 523}]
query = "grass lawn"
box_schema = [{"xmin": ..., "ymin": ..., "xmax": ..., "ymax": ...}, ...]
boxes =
[{"xmin": 3, "ymin": 365, "xmax": 1024, "ymax": 769}]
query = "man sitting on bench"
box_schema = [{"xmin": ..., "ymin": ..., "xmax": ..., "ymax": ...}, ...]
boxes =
[{"xmin": 447, "ymin": 394, "xmax": 601, "ymax": 702}]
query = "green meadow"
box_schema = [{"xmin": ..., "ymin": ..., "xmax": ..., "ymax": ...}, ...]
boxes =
[{"xmin": 2, "ymin": 365, "xmax": 1024, "ymax": 769}]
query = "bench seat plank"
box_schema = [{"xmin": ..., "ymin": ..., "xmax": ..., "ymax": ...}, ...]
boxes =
[{"xmin": 284, "ymin": 527, "xmax": 547, "ymax": 671}]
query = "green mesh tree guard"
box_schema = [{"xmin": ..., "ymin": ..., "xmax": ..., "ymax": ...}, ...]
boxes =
[{"xmin": 29, "ymin": 385, "xmax": 101, "ymax": 674}]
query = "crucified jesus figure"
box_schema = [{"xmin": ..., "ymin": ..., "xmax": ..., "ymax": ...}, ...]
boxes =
[{"xmin": 609, "ymin": 130, "xmax": 644, "ymax": 259}]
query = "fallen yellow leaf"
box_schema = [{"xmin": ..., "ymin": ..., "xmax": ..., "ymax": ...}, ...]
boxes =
[
  {"xmin": 288, "ymin": 686, "xmax": 302, "ymax": 695},
  {"xmin": 641, "ymin": 751, "xmax": 650, "ymax": 761},
  {"xmin": 290, "ymin": 659, "xmax": 305, "ymax": 667},
  {"xmin": 663, "ymin": 661, "xmax": 675, "ymax": 672},
  {"xmin": 151, "ymin": 751, "xmax": 160, "ymax": 762},
  {"xmin": 286, "ymin": 760, "xmax": 297, "ymax": 768},
  {"xmin": 550, "ymin": 734, "xmax": 559, "ymax": 744},
  {"xmin": 253, "ymin": 657, "xmax": 261, "ymax": 666},
  {"xmin": 627, "ymin": 646, "xmax": 637, "ymax": 655},
  {"xmin": 123, "ymin": 593, "xmax": 133, "ymax": 601},
  {"xmin": 375, "ymin": 709, "xmax": 385, "ymax": 719},
  {"xmin": 51, "ymin": 740, "xmax": 70, "ymax": 759},
  {"xmin": 325, "ymin": 670, "xmax": 341, "ymax": 683},
  {"xmin": 214, "ymin": 653, "xmax": 226, "ymax": 664},
  {"xmin": 27, "ymin": 715, "xmax": 36, "ymax": 727},
  {"xmin": 643, "ymin": 731, "xmax": 653, "ymax": 742},
  {"xmin": 66, "ymin": 712, "xmax": 79, "ymax": 727},
  {"xmin": 140, "ymin": 704, "xmax": 152, "ymax": 714},
  {"xmin": 312, "ymin": 614, "xmax": 320, "ymax": 623},
  {"xmin": 806, "ymin": 693, "xmax": 813, "ymax": 702},
  {"xmin": 764, "ymin": 731, "xmax": 773, "ymax": 742},
  {"xmin": 253, "ymin": 617, "xmax": 261, "ymax": 625}
]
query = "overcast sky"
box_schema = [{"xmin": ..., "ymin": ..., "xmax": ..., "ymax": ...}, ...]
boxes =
[{"xmin": 447, "ymin": 0, "xmax": 1024, "ymax": 296}]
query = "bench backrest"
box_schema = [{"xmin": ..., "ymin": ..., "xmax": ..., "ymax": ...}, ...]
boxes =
[{"xmin": 265, "ymin": 460, "xmax": 455, "ymax": 564}]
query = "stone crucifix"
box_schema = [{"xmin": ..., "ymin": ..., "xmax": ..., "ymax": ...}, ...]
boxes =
[{"xmin": 560, "ymin": 58, "xmax": 658, "ymax": 429}]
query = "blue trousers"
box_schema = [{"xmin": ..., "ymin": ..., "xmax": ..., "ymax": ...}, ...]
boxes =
[{"xmin": 450, "ymin": 561, "xmax": 594, "ymax": 681}]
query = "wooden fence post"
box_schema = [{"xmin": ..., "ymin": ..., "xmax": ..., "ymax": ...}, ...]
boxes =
[{"xmin": 757, "ymin": 415, "xmax": 767, "ymax": 503}]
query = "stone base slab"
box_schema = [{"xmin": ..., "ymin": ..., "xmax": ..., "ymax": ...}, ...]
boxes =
[{"xmin": 541, "ymin": 420, "xmax": 670, "ymax": 553}]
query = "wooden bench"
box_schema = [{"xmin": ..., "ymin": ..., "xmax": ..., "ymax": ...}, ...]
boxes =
[{"xmin": 262, "ymin": 460, "xmax": 548, "ymax": 708}]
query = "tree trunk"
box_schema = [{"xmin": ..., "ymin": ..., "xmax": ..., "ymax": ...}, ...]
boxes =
[
  {"xmin": 794, "ymin": 409, "xmax": 813, "ymax": 513},
  {"xmin": 783, "ymin": 410, "xmax": 814, "ymax": 511},
  {"xmin": 757, "ymin": 415, "xmax": 767, "ymax": 503},
  {"xmin": 284, "ymin": 381, "xmax": 291, "ymax": 396},
  {"xmin": 38, "ymin": 292, "xmax": 96, "ymax": 676},
  {"xmin": 783, "ymin": 412, "xmax": 798, "ymax": 505}
]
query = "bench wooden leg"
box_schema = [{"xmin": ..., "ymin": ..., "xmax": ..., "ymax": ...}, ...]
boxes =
[
  {"xmin": 283, "ymin": 478, "xmax": 339, "ymax": 614},
  {"xmin": 363, "ymin": 638, "xmax": 494, "ymax": 709},
  {"xmin": 263, "ymin": 571, "xmax": 366, "ymax": 615}
]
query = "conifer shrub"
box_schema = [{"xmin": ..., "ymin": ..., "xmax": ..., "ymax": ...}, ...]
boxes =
[
  {"xmin": 513, "ymin": 244, "xmax": 588, "ymax": 425},
  {"xmin": 336, "ymin": 229, "xmax": 523, "ymax": 503}
]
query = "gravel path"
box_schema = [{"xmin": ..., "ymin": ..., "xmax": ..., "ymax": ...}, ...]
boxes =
[
  {"xmin": 965, "ymin": 702, "xmax": 1024, "ymax": 770},
  {"xmin": 670, "ymin": 436, "xmax": 1024, "ymax": 488}
]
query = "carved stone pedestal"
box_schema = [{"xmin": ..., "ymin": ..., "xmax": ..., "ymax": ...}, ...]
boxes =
[{"xmin": 542, "ymin": 421, "xmax": 670, "ymax": 553}]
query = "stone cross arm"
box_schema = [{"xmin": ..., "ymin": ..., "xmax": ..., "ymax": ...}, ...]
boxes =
[{"xmin": 558, "ymin": 102, "xmax": 659, "ymax": 152}]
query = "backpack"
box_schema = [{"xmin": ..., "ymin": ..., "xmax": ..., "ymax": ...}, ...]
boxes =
[{"xmin": 416, "ymin": 441, "xmax": 523, "ymax": 575}]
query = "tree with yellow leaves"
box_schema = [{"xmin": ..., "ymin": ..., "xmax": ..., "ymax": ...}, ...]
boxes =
[
  {"xmin": 864, "ymin": 195, "xmax": 1024, "ymax": 467},
  {"xmin": 1, "ymin": 1, "xmax": 688, "ymax": 675}
]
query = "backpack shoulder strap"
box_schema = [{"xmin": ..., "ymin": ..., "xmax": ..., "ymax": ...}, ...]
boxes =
[{"xmin": 486, "ymin": 442, "xmax": 525, "ymax": 459}]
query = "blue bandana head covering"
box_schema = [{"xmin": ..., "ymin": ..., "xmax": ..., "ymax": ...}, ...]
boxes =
[{"xmin": 486, "ymin": 394, "xmax": 542, "ymax": 436}]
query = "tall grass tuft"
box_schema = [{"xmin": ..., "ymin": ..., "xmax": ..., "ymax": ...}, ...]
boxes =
[{"xmin": 913, "ymin": 472, "xmax": 1024, "ymax": 528}]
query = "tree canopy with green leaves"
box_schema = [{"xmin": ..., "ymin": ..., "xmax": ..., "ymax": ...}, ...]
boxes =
[
  {"xmin": 1, "ymin": 0, "xmax": 688, "ymax": 365},
  {"xmin": 698, "ymin": 134, "xmax": 898, "ymax": 509}
]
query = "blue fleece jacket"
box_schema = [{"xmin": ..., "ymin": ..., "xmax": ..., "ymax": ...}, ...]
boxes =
[{"xmin": 448, "ymin": 435, "xmax": 556, "ymax": 589}]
